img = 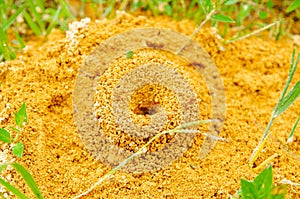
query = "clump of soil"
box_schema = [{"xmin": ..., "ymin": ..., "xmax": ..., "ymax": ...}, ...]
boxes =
[{"xmin": 0, "ymin": 13, "xmax": 299, "ymax": 198}]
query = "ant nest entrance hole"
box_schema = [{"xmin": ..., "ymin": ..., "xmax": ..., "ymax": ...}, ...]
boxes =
[
  {"xmin": 126, "ymin": 84, "xmax": 182, "ymax": 152},
  {"xmin": 129, "ymin": 84, "xmax": 180, "ymax": 128}
]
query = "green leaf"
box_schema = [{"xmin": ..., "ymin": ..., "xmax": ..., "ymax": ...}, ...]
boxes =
[
  {"xmin": 253, "ymin": 165, "xmax": 273, "ymax": 198},
  {"xmin": 126, "ymin": 50, "xmax": 134, "ymax": 59},
  {"xmin": 286, "ymin": 0, "xmax": 300, "ymax": 13},
  {"xmin": 259, "ymin": 11, "xmax": 268, "ymax": 20},
  {"xmin": 0, "ymin": 128, "xmax": 11, "ymax": 143},
  {"xmin": 0, "ymin": 178, "xmax": 30, "ymax": 199},
  {"xmin": 225, "ymin": 0, "xmax": 239, "ymax": 5},
  {"xmin": 240, "ymin": 179, "xmax": 258, "ymax": 199},
  {"xmin": 11, "ymin": 163, "xmax": 44, "ymax": 199},
  {"xmin": 165, "ymin": 4, "xmax": 172, "ymax": 16},
  {"xmin": 266, "ymin": 0, "xmax": 274, "ymax": 9},
  {"xmin": 15, "ymin": 103, "xmax": 28, "ymax": 128},
  {"xmin": 12, "ymin": 142, "xmax": 24, "ymax": 158},
  {"xmin": 274, "ymin": 81, "xmax": 300, "ymax": 117},
  {"xmin": 211, "ymin": 14, "xmax": 235, "ymax": 23},
  {"xmin": 240, "ymin": 166, "xmax": 279, "ymax": 199}
]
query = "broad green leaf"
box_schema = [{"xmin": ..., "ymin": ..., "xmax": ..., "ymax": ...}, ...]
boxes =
[
  {"xmin": 253, "ymin": 165, "xmax": 273, "ymax": 198},
  {"xmin": 12, "ymin": 142, "xmax": 24, "ymax": 158},
  {"xmin": 15, "ymin": 103, "xmax": 28, "ymax": 128},
  {"xmin": 225, "ymin": 0, "xmax": 239, "ymax": 5},
  {"xmin": 0, "ymin": 128, "xmax": 11, "ymax": 143},
  {"xmin": 287, "ymin": 116, "xmax": 300, "ymax": 144},
  {"xmin": 286, "ymin": 0, "xmax": 300, "ymax": 13},
  {"xmin": 0, "ymin": 178, "xmax": 30, "ymax": 199},
  {"xmin": 165, "ymin": 4, "xmax": 172, "ymax": 16},
  {"xmin": 274, "ymin": 81, "xmax": 300, "ymax": 117},
  {"xmin": 266, "ymin": 0, "xmax": 274, "ymax": 9},
  {"xmin": 11, "ymin": 163, "xmax": 44, "ymax": 199},
  {"xmin": 240, "ymin": 179, "xmax": 258, "ymax": 199},
  {"xmin": 211, "ymin": 14, "xmax": 235, "ymax": 23}
]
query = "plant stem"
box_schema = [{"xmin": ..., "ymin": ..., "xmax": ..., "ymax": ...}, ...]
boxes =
[{"xmin": 249, "ymin": 116, "xmax": 275, "ymax": 166}]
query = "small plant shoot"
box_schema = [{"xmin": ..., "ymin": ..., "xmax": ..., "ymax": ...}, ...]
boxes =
[{"xmin": 0, "ymin": 103, "xmax": 44, "ymax": 198}]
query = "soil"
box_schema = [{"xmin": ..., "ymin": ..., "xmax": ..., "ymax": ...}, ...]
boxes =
[{"xmin": 0, "ymin": 13, "xmax": 300, "ymax": 198}]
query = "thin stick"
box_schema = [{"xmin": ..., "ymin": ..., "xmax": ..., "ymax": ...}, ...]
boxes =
[{"xmin": 226, "ymin": 21, "xmax": 279, "ymax": 44}]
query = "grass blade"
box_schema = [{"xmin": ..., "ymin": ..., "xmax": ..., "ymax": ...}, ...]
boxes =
[
  {"xmin": 46, "ymin": 6, "xmax": 62, "ymax": 35},
  {"xmin": 0, "ymin": 178, "xmax": 30, "ymax": 199},
  {"xmin": 0, "ymin": 23, "xmax": 15, "ymax": 61},
  {"xmin": 28, "ymin": 0, "xmax": 45, "ymax": 35},
  {"xmin": 286, "ymin": 0, "xmax": 300, "ymax": 13},
  {"xmin": 22, "ymin": 10, "xmax": 42, "ymax": 36},
  {"xmin": 13, "ymin": 29, "xmax": 26, "ymax": 48},
  {"xmin": 274, "ymin": 81, "xmax": 300, "ymax": 117},
  {"xmin": 249, "ymin": 48, "xmax": 299, "ymax": 166},
  {"xmin": 58, "ymin": 0, "xmax": 75, "ymax": 20},
  {"xmin": 3, "ymin": 3, "xmax": 27, "ymax": 31},
  {"xmin": 0, "ymin": 128, "xmax": 11, "ymax": 143},
  {"xmin": 287, "ymin": 116, "xmax": 300, "ymax": 145},
  {"xmin": 11, "ymin": 163, "xmax": 44, "ymax": 199},
  {"xmin": 278, "ymin": 49, "xmax": 299, "ymax": 99}
]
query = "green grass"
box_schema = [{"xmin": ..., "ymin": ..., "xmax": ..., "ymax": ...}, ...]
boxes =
[
  {"xmin": 1, "ymin": 0, "xmax": 300, "ymax": 62},
  {"xmin": 249, "ymin": 47, "xmax": 300, "ymax": 168},
  {"xmin": 0, "ymin": 0, "xmax": 74, "ymax": 62}
]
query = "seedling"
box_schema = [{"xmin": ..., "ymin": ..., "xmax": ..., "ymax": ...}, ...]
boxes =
[
  {"xmin": 233, "ymin": 165, "xmax": 287, "ymax": 199},
  {"xmin": 0, "ymin": 103, "xmax": 44, "ymax": 199},
  {"xmin": 250, "ymin": 48, "xmax": 300, "ymax": 166}
]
